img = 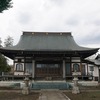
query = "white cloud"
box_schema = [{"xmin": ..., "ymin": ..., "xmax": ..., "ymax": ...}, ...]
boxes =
[{"xmin": 0, "ymin": 0, "xmax": 100, "ymax": 48}]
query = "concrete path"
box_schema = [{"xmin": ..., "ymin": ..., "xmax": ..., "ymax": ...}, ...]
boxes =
[{"xmin": 38, "ymin": 90, "xmax": 69, "ymax": 100}]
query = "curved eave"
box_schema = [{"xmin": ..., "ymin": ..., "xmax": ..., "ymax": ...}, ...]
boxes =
[
  {"xmin": 0, "ymin": 47, "xmax": 99, "ymax": 52},
  {"xmin": 0, "ymin": 47, "xmax": 99, "ymax": 59}
]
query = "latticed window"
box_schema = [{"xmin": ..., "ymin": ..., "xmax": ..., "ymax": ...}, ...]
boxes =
[
  {"xmin": 90, "ymin": 66, "xmax": 94, "ymax": 71},
  {"xmin": 73, "ymin": 63, "xmax": 80, "ymax": 72},
  {"xmin": 16, "ymin": 63, "xmax": 23, "ymax": 71}
]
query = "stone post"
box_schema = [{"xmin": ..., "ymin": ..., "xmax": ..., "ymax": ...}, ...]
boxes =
[
  {"xmin": 63, "ymin": 60, "xmax": 66, "ymax": 79},
  {"xmin": 72, "ymin": 70, "xmax": 80, "ymax": 94}
]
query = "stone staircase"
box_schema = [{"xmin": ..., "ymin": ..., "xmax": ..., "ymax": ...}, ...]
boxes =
[{"xmin": 31, "ymin": 81, "xmax": 72, "ymax": 90}]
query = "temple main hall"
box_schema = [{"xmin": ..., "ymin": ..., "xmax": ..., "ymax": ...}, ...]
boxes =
[{"xmin": 0, "ymin": 32, "xmax": 99, "ymax": 80}]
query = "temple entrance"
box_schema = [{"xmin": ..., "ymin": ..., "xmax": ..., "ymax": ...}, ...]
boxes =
[{"xmin": 35, "ymin": 63, "xmax": 62, "ymax": 79}]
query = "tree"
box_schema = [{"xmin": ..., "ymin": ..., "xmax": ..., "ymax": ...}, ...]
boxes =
[
  {"xmin": 0, "ymin": 36, "xmax": 13, "ymax": 73},
  {"xmin": 0, "ymin": 37, "xmax": 2, "ymax": 47},
  {"xmin": 0, "ymin": 0, "xmax": 12, "ymax": 13},
  {"xmin": 4, "ymin": 35, "xmax": 13, "ymax": 47},
  {"xmin": 0, "ymin": 53, "xmax": 10, "ymax": 72}
]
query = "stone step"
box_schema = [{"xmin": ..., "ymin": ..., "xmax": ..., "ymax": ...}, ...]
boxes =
[{"xmin": 31, "ymin": 82, "xmax": 72, "ymax": 90}]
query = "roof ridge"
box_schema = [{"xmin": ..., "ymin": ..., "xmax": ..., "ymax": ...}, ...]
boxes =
[{"xmin": 23, "ymin": 31, "xmax": 71, "ymax": 36}]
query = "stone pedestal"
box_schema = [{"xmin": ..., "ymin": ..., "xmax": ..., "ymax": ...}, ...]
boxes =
[
  {"xmin": 72, "ymin": 71, "xmax": 80, "ymax": 94},
  {"xmin": 22, "ymin": 87, "xmax": 30, "ymax": 95},
  {"xmin": 72, "ymin": 85, "xmax": 80, "ymax": 94},
  {"xmin": 22, "ymin": 73, "xmax": 30, "ymax": 95}
]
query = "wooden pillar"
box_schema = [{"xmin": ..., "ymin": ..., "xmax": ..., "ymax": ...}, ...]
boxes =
[
  {"xmin": 63, "ymin": 59, "xmax": 66, "ymax": 79},
  {"xmin": 87, "ymin": 63, "xmax": 89, "ymax": 75},
  {"xmin": 80, "ymin": 57, "xmax": 82, "ymax": 75},
  {"xmin": 32, "ymin": 60, "xmax": 35, "ymax": 79},
  {"xmin": 98, "ymin": 67, "xmax": 100, "ymax": 83}
]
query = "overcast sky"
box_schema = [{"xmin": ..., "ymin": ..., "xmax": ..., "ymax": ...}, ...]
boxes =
[{"xmin": 0, "ymin": 0, "xmax": 100, "ymax": 48}]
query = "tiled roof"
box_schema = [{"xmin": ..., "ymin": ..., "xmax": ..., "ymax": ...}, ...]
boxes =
[{"xmin": 0, "ymin": 32, "xmax": 99, "ymax": 52}]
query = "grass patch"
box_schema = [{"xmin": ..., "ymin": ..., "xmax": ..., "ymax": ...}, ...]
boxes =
[
  {"xmin": 0, "ymin": 92, "xmax": 39, "ymax": 100},
  {"xmin": 79, "ymin": 86, "xmax": 100, "ymax": 90},
  {"xmin": 0, "ymin": 86, "xmax": 20, "ymax": 90},
  {"xmin": 64, "ymin": 92, "xmax": 100, "ymax": 100}
]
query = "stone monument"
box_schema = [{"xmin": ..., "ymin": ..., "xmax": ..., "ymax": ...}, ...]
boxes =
[
  {"xmin": 72, "ymin": 70, "xmax": 80, "ymax": 94},
  {"xmin": 22, "ymin": 72, "xmax": 30, "ymax": 95}
]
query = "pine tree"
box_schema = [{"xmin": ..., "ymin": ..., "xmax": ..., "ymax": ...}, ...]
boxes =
[{"xmin": 0, "ymin": 0, "xmax": 12, "ymax": 13}]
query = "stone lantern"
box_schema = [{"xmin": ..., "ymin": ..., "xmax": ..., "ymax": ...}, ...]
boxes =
[
  {"xmin": 22, "ymin": 72, "xmax": 30, "ymax": 95},
  {"xmin": 72, "ymin": 70, "xmax": 80, "ymax": 94}
]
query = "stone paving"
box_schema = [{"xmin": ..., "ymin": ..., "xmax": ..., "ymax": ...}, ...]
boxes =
[{"xmin": 38, "ymin": 90, "xmax": 69, "ymax": 100}]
